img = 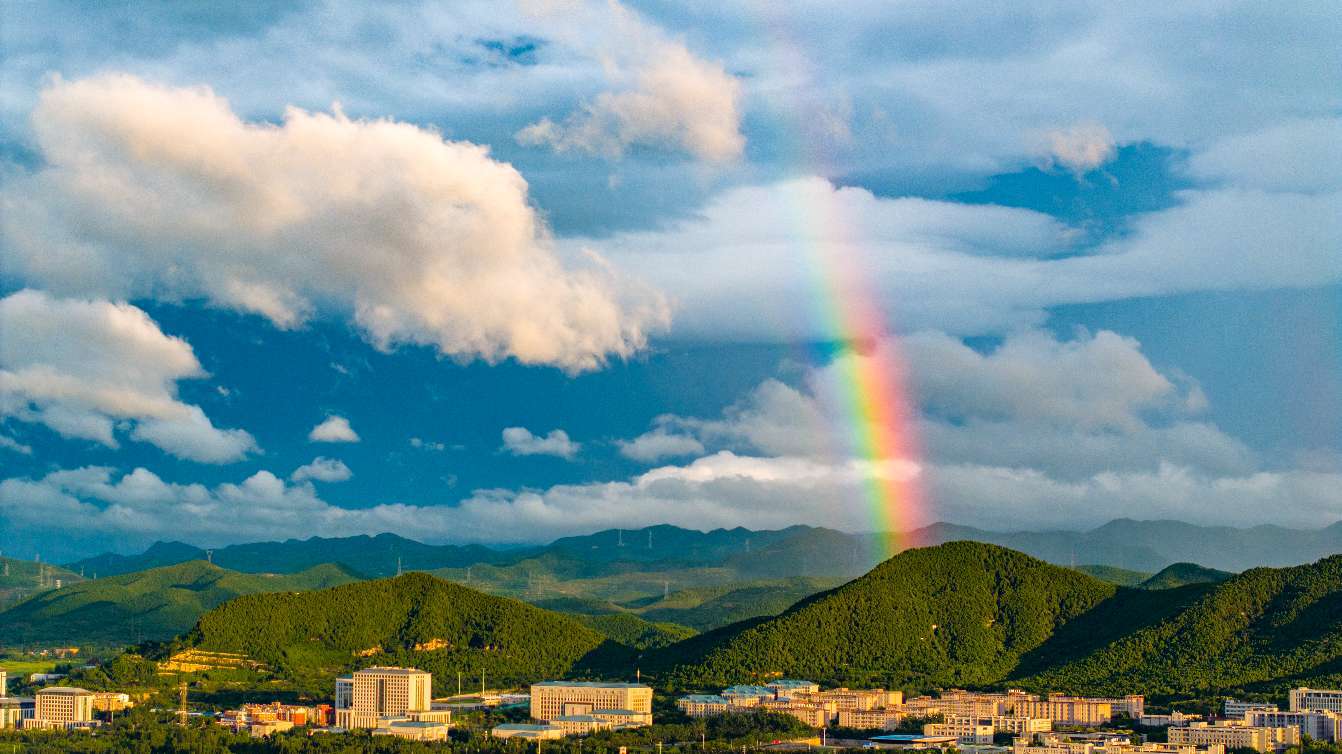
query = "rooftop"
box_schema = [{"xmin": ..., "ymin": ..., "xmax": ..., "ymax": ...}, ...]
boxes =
[
  {"xmin": 532, "ymin": 681, "xmax": 650, "ymax": 689},
  {"xmin": 681, "ymin": 695, "xmax": 732, "ymax": 704},
  {"xmin": 36, "ymin": 687, "xmax": 93, "ymax": 696},
  {"xmin": 495, "ymin": 724, "xmax": 563, "ymax": 731},
  {"xmin": 355, "ymin": 667, "xmax": 428, "ymax": 676}
]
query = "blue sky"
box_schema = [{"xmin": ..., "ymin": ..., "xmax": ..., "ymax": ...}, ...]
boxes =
[{"xmin": 0, "ymin": 1, "xmax": 1339, "ymax": 560}]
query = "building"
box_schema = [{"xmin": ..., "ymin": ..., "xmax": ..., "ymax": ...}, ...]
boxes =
[
  {"xmin": 769, "ymin": 680, "xmax": 821, "ymax": 697},
  {"xmin": 1225, "ymin": 701, "xmax": 1278, "ymax": 720},
  {"xmin": 0, "ymin": 670, "xmax": 6, "ymax": 697},
  {"xmin": 1168, "ymin": 722, "xmax": 1300, "ymax": 753},
  {"xmin": 759, "ymin": 698, "xmax": 835, "ymax": 728},
  {"xmin": 1246, "ymin": 709, "xmax": 1342, "ymax": 742},
  {"xmin": 1079, "ymin": 696, "xmax": 1144, "ymax": 720},
  {"xmin": 679, "ymin": 695, "xmax": 736, "ymax": 718},
  {"xmin": 838, "ymin": 708, "xmax": 907, "ymax": 730},
  {"xmin": 334, "ymin": 667, "xmax": 433, "ymax": 730},
  {"xmin": 493, "ymin": 723, "xmax": 566, "ymax": 740},
  {"xmin": 372, "ymin": 720, "xmax": 452, "ymax": 741},
  {"xmin": 808, "ymin": 688, "xmax": 899, "ymax": 711},
  {"xmin": 1018, "ymin": 698, "xmax": 1114, "ymax": 727},
  {"xmin": 530, "ymin": 681, "xmax": 652, "ymax": 725},
  {"xmin": 91, "ymin": 692, "xmax": 133, "ymax": 713},
  {"xmin": 24, "ymin": 687, "xmax": 97, "ymax": 730},
  {"xmin": 1, "ymin": 696, "xmax": 34, "ymax": 729},
  {"xmin": 552, "ymin": 714, "xmax": 616, "ymax": 735},
  {"xmin": 1291, "ymin": 689, "xmax": 1342, "ymax": 714},
  {"xmin": 1140, "ymin": 712, "xmax": 1202, "ymax": 728},
  {"xmin": 991, "ymin": 716, "xmax": 1054, "ymax": 735},
  {"xmin": 723, "ymin": 685, "xmax": 776, "ymax": 704},
  {"xmin": 926, "ymin": 719, "xmax": 995, "ymax": 744}
]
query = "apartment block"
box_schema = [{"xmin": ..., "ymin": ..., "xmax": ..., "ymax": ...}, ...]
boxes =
[
  {"xmin": 530, "ymin": 682, "xmax": 652, "ymax": 726},
  {"xmin": 334, "ymin": 667, "xmax": 432, "ymax": 730},
  {"xmin": 1246, "ymin": 709, "xmax": 1342, "ymax": 742},
  {"xmin": 1169, "ymin": 722, "xmax": 1300, "ymax": 753},
  {"xmin": 807, "ymin": 688, "xmax": 899, "ymax": 711},
  {"xmin": 990, "ymin": 716, "xmax": 1054, "ymax": 734},
  {"xmin": 678, "ymin": 695, "xmax": 735, "ymax": 718},
  {"xmin": 1291, "ymin": 689, "xmax": 1342, "ymax": 714}
]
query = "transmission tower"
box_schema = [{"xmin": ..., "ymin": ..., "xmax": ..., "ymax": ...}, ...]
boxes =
[{"xmin": 178, "ymin": 682, "xmax": 188, "ymax": 726}]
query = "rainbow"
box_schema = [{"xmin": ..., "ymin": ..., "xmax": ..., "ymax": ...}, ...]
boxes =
[
  {"xmin": 802, "ymin": 191, "xmax": 928, "ymax": 562},
  {"xmin": 761, "ymin": 12, "xmax": 930, "ymax": 561}
]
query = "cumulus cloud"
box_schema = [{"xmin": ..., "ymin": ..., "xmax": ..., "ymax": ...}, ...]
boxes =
[
  {"xmin": 5, "ymin": 454, "xmax": 1340, "ymax": 550},
  {"xmin": 0, "ymin": 290, "xmax": 256, "ymax": 463},
  {"xmin": 291, "ymin": 457, "xmax": 353, "ymax": 483},
  {"xmin": 617, "ymin": 425, "xmax": 705, "ymax": 462},
  {"xmin": 501, "ymin": 426, "xmax": 580, "ymax": 459},
  {"xmin": 308, "ymin": 416, "xmax": 359, "ymax": 443},
  {"xmin": 516, "ymin": 2, "xmax": 743, "ymax": 161},
  {"xmin": 1040, "ymin": 122, "xmax": 1116, "ymax": 174},
  {"xmin": 2, "ymin": 74, "xmax": 668, "ymax": 372}
]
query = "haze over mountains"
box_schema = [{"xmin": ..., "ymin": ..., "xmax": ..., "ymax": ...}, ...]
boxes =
[{"xmin": 66, "ymin": 518, "xmax": 1342, "ymax": 577}]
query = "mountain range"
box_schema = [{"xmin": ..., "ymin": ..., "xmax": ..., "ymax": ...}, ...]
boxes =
[
  {"xmin": 66, "ymin": 519, "xmax": 1342, "ymax": 579},
  {"xmin": 155, "ymin": 541, "xmax": 1342, "ymax": 699}
]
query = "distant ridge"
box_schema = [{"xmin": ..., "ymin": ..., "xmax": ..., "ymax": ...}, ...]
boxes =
[
  {"xmin": 0, "ymin": 560, "xmax": 361, "ymax": 645},
  {"xmin": 65, "ymin": 518, "xmax": 1342, "ymax": 578}
]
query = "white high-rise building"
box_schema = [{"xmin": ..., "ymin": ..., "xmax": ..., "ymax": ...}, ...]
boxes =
[{"xmin": 1247, "ymin": 710, "xmax": 1342, "ymax": 742}]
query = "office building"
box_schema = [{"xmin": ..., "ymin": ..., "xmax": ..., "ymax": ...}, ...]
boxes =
[
  {"xmin": 493, "ymin": 723, "xmax": 566, "ymax": 740},
  {"xmin": 679, "ymin": 695, "xmax": 736, "ymax": 718},
  {"xmin": 1291, "ymin": 689, "xmax": 1342, "ymax": 714},
  {"xmin": 334, "ymin": 667, "xmax": 433, "ymax": 730},
  {"xmin": 1140, "ymin": 712, "xmax": 1202, "ymax": 728},
  {"xmin": 530, "ymin": 681, "xmax": 652, "ymax": 725},
  {"xmin": 25, "ymin": 687, "xmax": 97, "ymax": 730},
  {"xmin": 372, "ymin": 720, "xmax": 452, "ymax": 741}
]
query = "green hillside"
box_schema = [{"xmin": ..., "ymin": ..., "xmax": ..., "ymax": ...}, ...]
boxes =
[
  {"xmin": 181, "ymin": 572, "xmax": 625, "ymax": 694},
  {"xmin": 0, "ymin": 556, "xmax": 85, "ymax": 610},
  {"xmin": 1139, "ymin": 562, "xmax": 1235, "ymax": 590},
  {"xmin": 1076, "ymin": 564, "xmax": 1152, "ymax": 587},
  {"xmin": 0, "ymin": 560, "xmax": 359, "ymax": 646},
  {"xmin": 1016, "ymin": 555, "xmax": 1342, "ymax": 694},
  {"xmin": 648, "ymin": 541, "xmax": 1118, "ymax": 688},
  {"xmin": 638, "ymin": 578, "xmax": 843, "ymax": 630},
  {"xmin": 576, "ymin": 613, "xmax": 697, "ymax": 649}
]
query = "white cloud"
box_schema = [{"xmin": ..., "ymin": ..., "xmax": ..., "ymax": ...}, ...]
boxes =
[
  {"xmin": 581, "ymin": 171, "xmax": 1342, "ymax": 340},
  {"xmin": 0, "ymin": 290, "xmax": 256, "ymax": 463},
  {"xmin": 308, "ymin": 416, "xmax": 359, "ymax": 443},
  {"xmin": 2, "ymin": 74, "xmax": 668, "ymax": 372},
  {"xmin": 617, "ymin": 426, "xmax": 705, "ymax": 462},
  {"xmin": 501, "ymin": 426, "xmax": 580, "ymax": 459},
  {"xmin": 1185, "ymin": 117, "xmax": 1342, "ymax": 193},
  {"xmin": 516, "ymin": 2, "xmax": 744, "ymax": 161},
  {"xmin": 291, "ymin": 457, "xmax": 353, "ymax": 483},
  {"xmin": 1039, "ymin": 122, "xmax": 1116, "ymax": 174},
  {"xmin": 0, "ymin": 433, "xmax": 33, "ymax": 455}
]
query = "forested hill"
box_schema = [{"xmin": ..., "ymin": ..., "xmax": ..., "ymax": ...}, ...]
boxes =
[
  {"xmin": 0, "ymin": 560, "xmax": 360, "ymax": 646},
  {"xmin": 643, "ymin": 543, "xmax": 1342, "ymax": 696},
  {"xmin": 1015, "ymin": 554, "xmax": 1342, "ymax": 694},
  {"xmin": 1139, "ymin": 562, "xmax": 1235, "ymax": 590},
  {"xmin": 180, "ymin": 572, "xmax": 627, "ymax": 694},
  {"xmin": 646, "ymin": 541, "xmax": 1118, "ymax": 688}
]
